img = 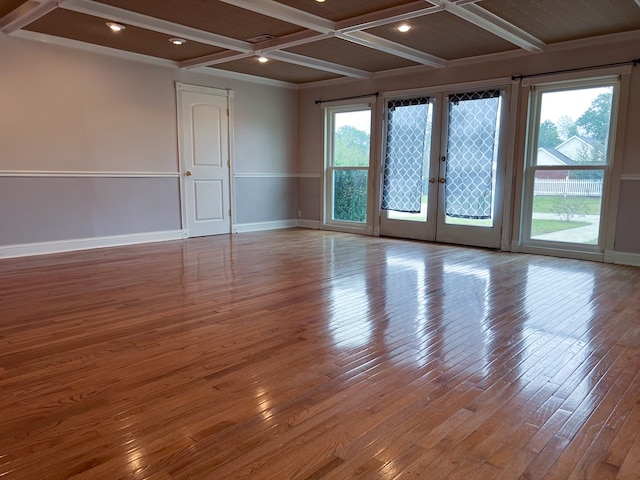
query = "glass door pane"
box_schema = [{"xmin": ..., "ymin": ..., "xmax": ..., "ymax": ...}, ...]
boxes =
[
  {"xmin": 435, "ymin": 90, "xmax": 505, "ymax": 249},
  {"xmin": 379, "ymin": 97, "xmax": 436, "ymax": 241},
  {"xmin": 382, "ymin": 97, "xmax": 432, "ymax": 222},
  {"xmin": 443, "ymin": 91, "xmax": 500, "ymax": 227}
]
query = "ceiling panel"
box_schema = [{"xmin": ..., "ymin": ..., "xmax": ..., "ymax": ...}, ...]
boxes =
[
  {"xmin": 24, "ymin": 9, "xmax": 225, "ymax": 62},
  {"xmin": 274, "ymin": 0, "xmax": 417, "ymax": 22},
  {"xmin": 286, "ymin": 37, "xmax": 418, "ymax": 72},
  {"xmin": 210, "ymin": 57, "xmax": 340, "ymax": 83},
  {"xmin": 95, "ymin": 0, "xmax": 304, "ymax": 40},
  {"xmin": 481, "ymin": 0, "xmax": 640, "ymax": 43},
  {"xmin": 367, "ymin": 11, "xmax": 518, "ymax": 60},
  {"xmin": 3, "ymin": 0, "xmax": 640, "ymax": 85},
  {"xmin": 0, "ymin": 0, "xmax": 26, "ymax": 19}
]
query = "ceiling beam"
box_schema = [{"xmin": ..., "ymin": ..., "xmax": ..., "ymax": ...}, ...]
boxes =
[
  {"xmin": 59, "ymin": 0, "xmax": 254, "ymax": 53},
  {"xmin": 217, "ymin": 0, "xmax": 335, "ymax": 34},
  {"xmin": 0, "ymin": 0, "xmax": 56, "ymax": 33},
  {"xmin": 263, "ymin": 50, "xmax": 372, "ymax": 79},
  {"xmin": 220, "ymin": 0, "xmax": 447, "ymax": 69},
  {"xmin": 257, "ymin": 30, "xmax": 333, "ymax": 53},
  {"xmin": 430, "ymin": 0, "xmax": 546, "ymax": 52},
  {"xmin": 337, "ymin": 2, "xmax": 443, "ymax": 33},
  {"xmin": 179, "ymin": 51, "xmax": 253, "ymax": 69},
  {"xmin": 338, "ymin": 31, "xmax": 447, "ymax": 68}
]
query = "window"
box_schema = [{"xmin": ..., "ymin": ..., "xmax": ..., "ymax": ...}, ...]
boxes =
[
  {"xmin": 325, "ymin": 105, "xmax": 372, "ymax": 226},
  {"xmin": 522, "ymin": 78, "xmax": 619, "ymax": 250}
]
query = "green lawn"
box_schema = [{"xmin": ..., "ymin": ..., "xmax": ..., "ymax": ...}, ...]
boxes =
[
  {"xmin": 533, "ymin": 196, "xmax": 601, "ymax": 215},
  {"xmin": 445, "ymin": 217, "xmax": 492, "ymax": 227},
  {"xmin": 531, "ymin": 219, "xmax": 590, "ymax": 236}
]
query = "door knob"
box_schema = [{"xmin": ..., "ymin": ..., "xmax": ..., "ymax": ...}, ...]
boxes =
[
  {"xmin": 429, "ymin": 177, "xmax": 435, "ymax": 183},
  {"xmin": 439, "ymin": 177, "xmax": 446, "ymax": 183},
  {"xmin": 185, "ymin": 170, "xmax": 192, "ymax": 176}
]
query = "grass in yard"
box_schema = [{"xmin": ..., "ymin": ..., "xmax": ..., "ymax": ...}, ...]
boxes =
[
  {"xmin": 531, "ymin": 219, "xmax": 590, "ymax": 236},
  {"xmin": 445, "ymin": 217, "xmax": 493, "ymax": 227},
  {"xmin": 533, "ymin": 196, "xmax": 601, "ymax": 215}
]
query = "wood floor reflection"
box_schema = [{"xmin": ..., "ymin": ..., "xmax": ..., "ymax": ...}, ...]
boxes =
[{"xmin": 1, "ymin": 229, "xmax": 639, "ymax": 479}]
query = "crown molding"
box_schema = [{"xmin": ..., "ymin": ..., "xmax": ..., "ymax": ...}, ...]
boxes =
[
  {"xmin": 10, "ymin": 30, "xmax": 297, "ymax": 89},
  {"xmin": 13, "ymin": 29, "xmax": 179, "ymax": 69},
  {"xmin": 190, "ymin": 66, "xmax": 296, "ymax": 89}
]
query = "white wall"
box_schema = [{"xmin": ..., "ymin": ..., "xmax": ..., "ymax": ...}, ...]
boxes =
[{"xmin": 0, "ymin": 34, "xmax": 297, "ymax": 251}]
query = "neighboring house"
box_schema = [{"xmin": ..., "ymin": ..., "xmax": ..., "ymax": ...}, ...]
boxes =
[
  {"xmin": 556, "ymin": 135, "xmax": 603, "ymax": 160},
  {"xmin": 536, "ymin": 135, "xmax": 603, "ymax": 178}
]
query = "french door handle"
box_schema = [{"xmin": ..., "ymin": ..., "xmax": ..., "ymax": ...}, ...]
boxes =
[
  {"xmin": 439, "ymin": 177, "xmax": 446, "ymax": 183},
  {"xmin": 429, "ymin": 177, "xmax": 436, "ymax": 183}
]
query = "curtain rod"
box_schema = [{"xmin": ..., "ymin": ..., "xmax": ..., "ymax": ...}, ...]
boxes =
[
  {"xmin": 512, "ymin": 58, "xmax": 639, "ymax": 81},
  {"xmin": 315, "ymin": 92, "xmax": 379, "ymax": 105}
]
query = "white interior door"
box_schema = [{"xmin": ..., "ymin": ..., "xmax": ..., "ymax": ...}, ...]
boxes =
[{"xmin": 177, "ymin": 84, "xmax": 231, "ymax": 237}]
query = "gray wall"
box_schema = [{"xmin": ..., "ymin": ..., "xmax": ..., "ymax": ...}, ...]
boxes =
[
  {"xmin": 615, "ymin": 180, "xmax": 640, "ymax": 253},
  {"xmin": 0, "ymin": 34, "xmax": 298, "ymax": 247},
  {"xmin": 234, "ymin": 176, "xmax": 298, "ymax": 224},
  {"xmin": 0, "ymin": 177, "xmax": 180, "ymax": 244}
]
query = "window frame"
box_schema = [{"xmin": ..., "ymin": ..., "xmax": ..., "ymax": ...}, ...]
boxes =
[
  {"xmin": 323, "ymin": 103, "xmax": 373, "ymax": 231},
  {"xmin": 520, "ymin": 75, "xmax": 621, "ymax": 255}
]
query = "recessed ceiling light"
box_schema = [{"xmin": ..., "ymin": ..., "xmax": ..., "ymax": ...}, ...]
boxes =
[
  {"xmin": 257, "ymin": 56, "xmax": 269, "ymax": 63},
  {"xmin": 169, "ymin": 38, "xmax": 186, "ymax": 45},
  {"xmin": 105, "ymin": 22, "xmax": 126, "ymax": 32},
  {"xmin": 316, "ymin": 0, "xmax": 326, "ymax": 3},
  {"xmin": 397, "ymin": 24, "xmax": 411, "ymax": 33}
]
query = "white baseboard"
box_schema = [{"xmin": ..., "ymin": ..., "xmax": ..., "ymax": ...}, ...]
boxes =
[
  {"xmin": 604, "ymin": 250, "xmax": 640, "ymax": 267},
  {"xmin": 0, "ymin": 230, "xmax": 184, "ymax": 259},
  {"xmin": 232, "ymin": 219, "xmax": 321, "ymax": 233},
  {"xmin": 511, "ymin": 242, "xmax": 604, "ymax": 262},
  {"xmin": 232, "ymin": 220, "xmax": 298, "ymax": 233},
  {"xmin": 297, "ymin": 220, "xmax": 321, "ymax": 229}
]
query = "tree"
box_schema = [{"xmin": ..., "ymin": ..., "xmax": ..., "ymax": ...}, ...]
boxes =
[
  {"xmin": 556, "ymin": 115, "xmax": 578, "ymax": 141},
  {"xmin": 334, "ymin": 125, "xmax": 370, "ymax": 167},
  {"xmin": 575, "ymin": 92, "xmax": 613, "ymax": 142},
  {"xmin": 333, "ymin": 125, "xmax": 370, "ymax": 222},
  {"xmin": 550, "ymin": 197, "xmax": 588, "ymax": 222},
  {"xmin": 333, "ymin": 171, "xmax": 368, "ymax": 222},
  {"xmin": 570, "ymin": 143, "xmax": 606, "ymax": 180},
  {"xmin": 538, "ymin": 120, "xmax": 561, "ymax": 148}
]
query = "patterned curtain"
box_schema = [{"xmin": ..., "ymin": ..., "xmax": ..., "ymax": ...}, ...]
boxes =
[
  {"xmin": 381, "ymin": 97, "xmax": 430, "ymax": 213},
  {"xmin": 445, "ymin": 90, "xmax": 500, "ymax": 219}
]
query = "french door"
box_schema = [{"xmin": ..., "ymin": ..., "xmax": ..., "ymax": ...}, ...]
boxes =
[{"xmin": 379, "ymin": 87, "xmax": 508, "ymax": 249}]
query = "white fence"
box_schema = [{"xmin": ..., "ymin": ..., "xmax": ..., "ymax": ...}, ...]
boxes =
[{"xmin": 534, "ymin": 179, "xmax": 603, "ymax": 197}]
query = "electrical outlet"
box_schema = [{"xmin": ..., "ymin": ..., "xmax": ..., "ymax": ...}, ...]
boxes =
[{"xmin": 297, "ymin": 210, "xmax": 302, "ymax": 218}]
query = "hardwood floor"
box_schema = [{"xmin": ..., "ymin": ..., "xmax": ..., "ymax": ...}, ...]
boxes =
[{"xmin": 1, "ymin": 229, "xmax": 639, "ymax": 479}]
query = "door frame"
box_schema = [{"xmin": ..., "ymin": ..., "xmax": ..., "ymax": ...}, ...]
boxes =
[
  {"xmin": 377, "ymin": 78, "xmax": 516, "ymax": 249},
  {"xmin": 176, "ymin": 82, "xmax": 234, "ymax": 237}
]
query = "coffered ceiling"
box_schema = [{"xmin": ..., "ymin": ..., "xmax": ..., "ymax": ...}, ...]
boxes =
[{"xmin": 2, "ymin": 0, "xmax": 639, "ymax": 85}]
